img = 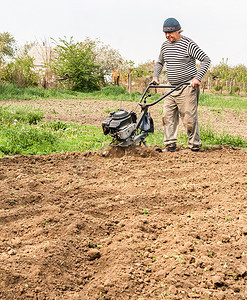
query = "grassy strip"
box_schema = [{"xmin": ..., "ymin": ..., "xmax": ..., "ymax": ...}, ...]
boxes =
[
  {"xmin": 0, "ymin": 105, "xmax": 44, "ymax": 124},
  {"xmin": 0, "ymin": 105, "xmax": 246, "ymax": 157},
  {"xmin": 0, "ymin": 84, "xmax": 143, "ymax": 102},
  {"xmin": 1, "ymin": 84, "xmax": 246, "ymax": 110},
  {"xmin": 0, "ymin": 84, "xmax": 89, "ymax": 101},
  {"xmin": 0, "ymin": 123, "xmax": 111, "ymax": 157},
  {"xmin": 0, "ymin": 121, "xmax": 246, "ymax": 157},
  {"xmin": 0, "ymin": 105, "xmax": 111, "ymax": 156},
  {"xmin": 199, "ymin": 93, "xmax": 247, "ymax": 109},
  {"xmin": 146, "ymin": 125, "xmax": 247, "ymax": 149},
  {"xmin": 0, "ymin": 122, "xmax": 112, "ymax": 157}
]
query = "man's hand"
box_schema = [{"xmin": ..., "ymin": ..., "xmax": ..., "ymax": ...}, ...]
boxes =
[
  {"xmin": 151, "ymin": 77, "xmax": 159, "ymax": 85},
  {"xmin": 190, "ymin": 78, "xmax": 200, "ymax": 88}
]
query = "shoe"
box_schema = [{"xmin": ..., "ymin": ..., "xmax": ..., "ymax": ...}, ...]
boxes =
[
  {"xmin": 190, "ymin": 147, "xmax": 200, "ymax": 152},
  {"xmin": 164, "ymin": 143, "xmax": 176, "ymax": 152}
]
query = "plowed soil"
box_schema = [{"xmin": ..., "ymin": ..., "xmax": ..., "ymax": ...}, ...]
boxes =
[{"xmin": 0, "ymin": 98, "xmax": 247, "ymax": 300}]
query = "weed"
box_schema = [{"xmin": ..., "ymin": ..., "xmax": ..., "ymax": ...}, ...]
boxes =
[
  {"xmin": 49, "ymin": 121, "xmax": 69, "ymax": 131},
  {"xmin": 0, "ymin": 106, "xmax": 112, "ymax": 156},
  {"xmin": 142, "ymin": 208, "xmax": 149, "ymax": 215},
  {"xmin": 51, "ymin": 109, "xmax": 58, "ymax": 114},
  {"xmin": 104, "ymin": 109, "xmax": 118, "ymax": 114},
  {"xmin": 210, "ymin": 108, "xmax": 222, "ymax": 114}
]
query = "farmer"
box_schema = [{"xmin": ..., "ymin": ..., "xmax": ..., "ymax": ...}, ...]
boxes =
[{"xmin": 152, "ymin": 17, "xmax": 211, "ymax": 152}]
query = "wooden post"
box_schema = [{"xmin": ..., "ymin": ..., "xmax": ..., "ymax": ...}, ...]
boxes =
[
  {"xmin": 128, "ymin": 72, "xmax": 132, "ymax": 94},
  {"xmin": 207, "ymin": 77, "xmax": 210, "ymax": 90},
  {"xmin": 229, "ymin": 79, "xmax": 232, "ymax": 94}
]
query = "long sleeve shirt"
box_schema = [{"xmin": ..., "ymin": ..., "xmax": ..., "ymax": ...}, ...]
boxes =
[{"xmin": 153, "ymin": 35, "xmax": 211, "ymax": 85}]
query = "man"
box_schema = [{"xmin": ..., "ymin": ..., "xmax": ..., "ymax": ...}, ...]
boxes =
[{"xmin": 152, "ymin": 17, "xmax": 211, "ymax": 152}]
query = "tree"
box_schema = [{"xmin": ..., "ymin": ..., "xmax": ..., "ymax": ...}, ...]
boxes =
[
  {"xmin": 82, "ymin": 38, "xmax": 134, "ymax": 84},
  {"xmin": 50, "ymin": 37, "xmax": 103, "ymax": 91},
  {"xmin": 0, "ymin": 32, "xmax": 16, "ymax": 64}
]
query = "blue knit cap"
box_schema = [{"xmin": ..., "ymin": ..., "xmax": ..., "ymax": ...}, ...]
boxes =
[{"xmin": 163, "ymin": 18, "xmax": 181, "ymax": 32}]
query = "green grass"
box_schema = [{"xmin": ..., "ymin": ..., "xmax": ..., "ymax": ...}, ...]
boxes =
[
  {"xmin": 0, "ymin": 87, "xmax": 246, "ymax": 156},
  {"xmin": 0, "ymin": 105, "xmax": 112, "ymax": 156},
  {"xmin": 0, "ymin": 84, "xmax": 91, "ymax": 100},
  {"xmin": 1, "ymin": 84, "xmax": 246, "ymax": 110},
  {"xmin": 0, "ymin": 84, "xmax": 157, "ymax": 102},
  {"xmin": 146, "ymin": 125, "xmax": 247, "ymax": 149},
  {"xmin": 199, "ymin": 93, "xmax": 247, "ymax": 109},
  {"xmin": 0, "ymin": 121, "xmax": 112, "ymax": 157},
  {"xmin": 0, "ymin": 105, "xmax": 246, "ymax": 157},
  {"xmin": 0, "ymin": 84, "xmax": 142, "ymax": 102},
  {"xmin": 0, "ymin": 105, "xmax": 44, "ymax": 124}
]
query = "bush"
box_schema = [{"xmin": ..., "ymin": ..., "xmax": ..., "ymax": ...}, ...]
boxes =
[
  {"xmin": 0, "ymin": 54, "xmax": 39, "ymax": 88},
  {"xmin": 231, "ymin": 86, "xmax": 240, "ymax": 94},
  {"xmin": 51, "ymin": 37, "xmax": 103, "ymax": 91},
  {"xmin": 214, "ymin": 84, "xmax": 223, "ymax": 91}
]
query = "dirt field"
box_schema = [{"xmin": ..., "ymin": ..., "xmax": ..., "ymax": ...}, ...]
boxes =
[{"xmin": 0, "ymin": 98, "xmax": 247, "ymax": 299}]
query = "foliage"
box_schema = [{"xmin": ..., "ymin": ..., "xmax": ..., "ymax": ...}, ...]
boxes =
[
  {"xmin": 0, "ymin": 32, "xmax": 16, "ymax": 63},
  {"xmin": 0, "ymin": 106, "xmax": 54, "ymax": 155},
  {"xmin": 230, "ymin": 64, "xmax": 247, "ymax": 84},
  {"xmin": 0, "ymin": 123, "xmax": 58, "ymax": 155},
  {"xmin": 210, "ymin": 58, "xmax": 247, "ymax": 93},
  {"xmin": 83, "ymin": 37, "xmax": 134, "ymax": 84},
  {"xmin": 0, "ymin": 54, "xmax": 39, "ymax": 87},
  {"xmin": 50, "ymin": 37, "xmax": 103, "ymax": 91},
  {"xmin": 132, "ymin": 61, "xmax": 155, "ymax": 78},
  {"xmin": 131, "ymin": 61, "xmax": 155, "ymax": 86},
  {"xmin": 214, "ymin": 84, "xmax": 223, "ymax": 92},
  {"xmin": 199, "ymin": 125, "xmax": 247, "ymax": 147},
  {"xmin": 211, "ymin": 59, "xmax": 231, "ymax": 82}
]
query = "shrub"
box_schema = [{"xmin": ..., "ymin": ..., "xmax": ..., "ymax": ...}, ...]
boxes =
[
  {"xmin": 0, "ymin": 54, "xmax": 39, "ymax": 88},
  {"xmin": 214, "ymin": 84, "xmax": 223, "ymax": 92},
  {"xmin": 231, "ymin": 85, "xmax": 240, "ymax": 94},
  {"xmin": 50, "ymin": 37, "xmax": 103, "ymax": 91}
]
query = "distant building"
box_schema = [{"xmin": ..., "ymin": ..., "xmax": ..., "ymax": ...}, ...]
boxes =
[
  {"xmin": 28, "ymin": 46, "xmax": 54, "ymax": 68},
  {"xmin": 28, "ymin": 46, "xmax": 55, "ymax": 88}
]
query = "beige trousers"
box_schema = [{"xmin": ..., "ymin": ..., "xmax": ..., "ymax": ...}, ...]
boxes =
[{"xmin": 162, "ymin": 84, "xmax": 202, "ymax": 150}]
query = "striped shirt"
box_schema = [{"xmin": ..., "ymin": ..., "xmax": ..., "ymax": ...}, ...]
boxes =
[{"xmin": 153, "ymin": 35, "xmax": 211, "ymax": 85}]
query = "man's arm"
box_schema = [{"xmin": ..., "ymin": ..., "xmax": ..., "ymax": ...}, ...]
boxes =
[
  {"xmin": 152, "ymin": 49, "xmax": 165, "ymax": 84},
  {"xmin": 188, "ymin": 41, "xmax": 211, "ymax": 86}
]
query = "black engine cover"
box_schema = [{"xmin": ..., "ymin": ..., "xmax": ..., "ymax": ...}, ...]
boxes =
[{"xmin": 102, "ymin": 109, "xmax": 137, "ymax": 136}]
